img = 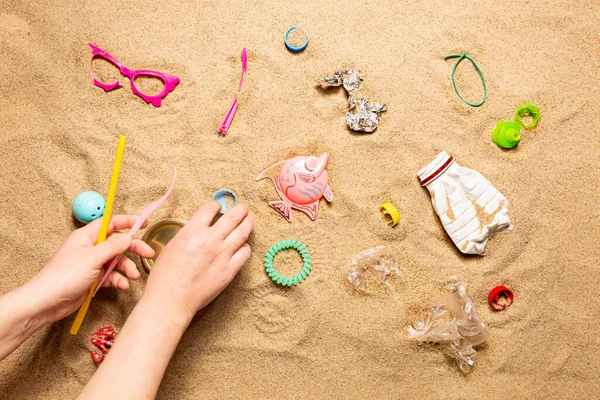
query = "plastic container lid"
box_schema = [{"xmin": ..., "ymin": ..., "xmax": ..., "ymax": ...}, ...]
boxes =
[{"xmin": 141, "ymin": 218, "xmax": 187, "ymax": 272}]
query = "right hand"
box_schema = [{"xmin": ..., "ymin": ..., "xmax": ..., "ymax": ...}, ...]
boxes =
[{"xmin": 143, "ymin": 201, "xmax": 253, "ymax": 322}]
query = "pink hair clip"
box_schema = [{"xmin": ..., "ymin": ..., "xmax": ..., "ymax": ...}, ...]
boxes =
[
  {"xmin": 89, "ymin": 44, "xmax": 180, "ymax": 107},
  {"xmin": 218, "ymin": 48, "xmax": 248, "ymax": 135}
]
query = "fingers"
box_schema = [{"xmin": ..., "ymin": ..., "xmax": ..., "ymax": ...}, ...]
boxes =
[
  {"xmin": 213, "ymin": 204, "xmax": 249, "ymax": 239},
  {"xmin": 101, "ymin": 271, "xmax": 130, "ymax": 290},
  {"xmin": 90, "ymin": 233, "xmax": 132, "ymax": 268},
  {"xmin": 128, "ymin": 238, "xmax": 154, "ymax": 259},
  {"xmin": 103, "ymin": 232, "xmax": 154, "ymax": 257},
  {"xmin": 228, "ymin": 243, "xmax": 251, "ymax": 273},
  {"xmin": 115, "ymin": 256, "xmax": 141, "ymax": 280},
  {"xmin": 223, "ymin": 213, "xmax": 254, "ymax": 252},
  {"xmin": 78, "ymin": 215, "xmax": 149, "ymax": 242},
  {"xmin": 188, "ymin": 201, "xmax": 222, "ymax": 227}
]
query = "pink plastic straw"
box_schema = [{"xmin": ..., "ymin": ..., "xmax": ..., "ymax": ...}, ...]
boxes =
[
  {"xmin": 218, "ymin": 48, "xmax": 247, "ymax": 135},
  {"xmin": 93, "ymin": 168, "xmax": 177, "ymax": 296}
]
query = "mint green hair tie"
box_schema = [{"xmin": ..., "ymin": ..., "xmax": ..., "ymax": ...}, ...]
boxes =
[
  {"xmin": 264, "ymin": 239, "xmax": 312, "ymax": 287},
  {"xmin": 444, "ymin": 52, "xmax": 487, "ymax": 107}
]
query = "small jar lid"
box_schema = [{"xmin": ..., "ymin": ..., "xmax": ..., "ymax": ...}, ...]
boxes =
[{"xmin": 141, "ymin": 218, "xmax": 187, "ymax": 272}]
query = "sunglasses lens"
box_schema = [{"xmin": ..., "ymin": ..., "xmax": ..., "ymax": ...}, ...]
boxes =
[
  {"xmin": 133, "ymin": 75, "xmax": 166, "ymax": 97},
  {"xmin": 91, "ymin": 57, "xmax": 121, "ymax": 86}
]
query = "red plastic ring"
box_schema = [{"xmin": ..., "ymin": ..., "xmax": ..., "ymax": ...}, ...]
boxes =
[{"xmin": 488, "ymin": 286, "xmax": 513, "ymax": 311}]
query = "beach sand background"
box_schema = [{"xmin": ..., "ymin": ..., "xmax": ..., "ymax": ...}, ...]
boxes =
[{"xmin": 1, "ymin": 0, "xmax": 599, "ymax": 398}]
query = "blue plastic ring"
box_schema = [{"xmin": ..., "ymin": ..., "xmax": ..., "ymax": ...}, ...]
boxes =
[
  {"xmin": 212, "ymin": 188, "xmax": 238, "ymax": 214},
  {"xmin": 284, "ymin": 26, "xmax": 309, "ymax": 52}
]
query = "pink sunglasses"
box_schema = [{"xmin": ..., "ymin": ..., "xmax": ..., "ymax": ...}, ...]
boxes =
[{"xmin": 89, "ymin": 43, "xmax": 180, "ymax": 107}]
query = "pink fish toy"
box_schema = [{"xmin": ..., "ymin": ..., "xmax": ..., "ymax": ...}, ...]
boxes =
[{"xmin": 256, "ymin": 153, "xmax": 333, "ymax": 222}]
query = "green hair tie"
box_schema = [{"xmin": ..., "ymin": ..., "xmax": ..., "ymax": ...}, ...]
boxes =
[
  {"xmin": 444, "ymin": 52, "xmax": 487, "ymax": 107},
  {"xmin": 514, "ymin": 102, "xmax": 540, "ymax": 130},
  {"xmin": 264, "ymin": 239, "xmax": 312, "ymax": 287}
]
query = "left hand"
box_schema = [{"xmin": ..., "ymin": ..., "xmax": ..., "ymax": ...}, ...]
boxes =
[{"xmin": 27, "ymin": 215, "xmax": 155, "ymax": 323}]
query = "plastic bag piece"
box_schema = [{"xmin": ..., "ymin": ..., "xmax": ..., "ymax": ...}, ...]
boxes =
[
  {"xmin": 408, "ymin": 276, "xmax": 490, "ymax": 373},
  {"xmin": 346, "ymin": 246, "xmax": 404, "ymax": 293}
]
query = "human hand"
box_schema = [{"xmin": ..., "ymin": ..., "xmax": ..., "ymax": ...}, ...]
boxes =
[
  {"xmin": 26, "ymin": 216, "xmax": 155, "ymax": 324},
  {"xmin": 144, "ymin": 202, "xmax": 253, "ymax": 322}
]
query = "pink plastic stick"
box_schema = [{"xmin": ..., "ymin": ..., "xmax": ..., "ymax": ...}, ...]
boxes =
[
  {"xmin": 238, "ymin": 47, "xmax": 248, "ymax": 92},
  {"xmin": 93, "ymin": 168, "xmax": 177, "ymax": 296},
  {"xmin": 218, "ymin": 48, "xmax": 247, "ymax": 135}
]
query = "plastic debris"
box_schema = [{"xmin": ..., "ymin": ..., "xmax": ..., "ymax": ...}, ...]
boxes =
[
  {"xmin": 488, "ymin": 285, "xmax": 514, "ymax": 311},
  {"xmin": 318, "ymin": 70, "xmax": 387, "ymax": 133},
  {"xmin": 264, "ymin": 239, "xmax": 312, "ymax": 287},
  {"xmin": 89, "ymin": 44, "xmax": 180, "ymax": 107},
  {"xmin": 378, "ymin": 202, "xmax": 400, "ymax": 227},
  {"xmin": 492, "ymin": 121, "xmax": 521, "ymax": 148},
  {"xmin": 212, "ymin": 188, "xmax": 239, "ymax": 214},
  {"xmin": 418, "ymin": 151, "xmax": 513, "ymax": 255},
  {"xmin": 408, "ymin": 276, "xmax": 490, "ymax": 373},
  {"xmin": 219, "ymin": 48, "xmax": 248, "ymax": 135},
  {"xmin": 93, "ymin": 168, "xmax": 177, "ymax": 296},
  {"xmin": 255, "ymin": 153, "xmax": 332, "ymax": 222},
  {"xmin": 346, "ymin": 246, "xmax": 404, "ymax": 293},
  {"xmin": 284, "ymin": 26, "xmax": 309, "ymax": 52},
  {"xmin": 89, "ymin": 325, "xmax": 117, "ymax": 363}
]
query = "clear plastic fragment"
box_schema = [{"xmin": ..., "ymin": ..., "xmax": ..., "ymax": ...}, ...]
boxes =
[
  {"xmin": 346, "ymin": 246, "xmax": 403, "ymax": 293},
  {"xmin": 408, "ymin": 276, "xmax": 490, "ymax": 373}
]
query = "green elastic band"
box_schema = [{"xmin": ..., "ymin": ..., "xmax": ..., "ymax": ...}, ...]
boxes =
[
  {"xmin": 514, "ymin": 102, "xmax": 540, "ymax": 130},
  {"xmin": 444, "ymin": 52, "xmax": 487, "ymax": 107},
  {"xmin": 264, "ymin": 239, "xmax": 312, "ymax": 287}
]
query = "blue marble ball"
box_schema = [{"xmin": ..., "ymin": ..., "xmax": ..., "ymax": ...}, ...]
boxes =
[{"xmin": 72, "ymin": 191, "xmax": 106, "ymax": 224}]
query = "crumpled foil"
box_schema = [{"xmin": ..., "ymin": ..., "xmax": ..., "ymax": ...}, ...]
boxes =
[
  {"xmin": 408, "ymin": 276, "xmax": 490, "ymax": 373},
  {"xmin": 318, "ymin": 70, "xmax": 387, "ymax": 133}
]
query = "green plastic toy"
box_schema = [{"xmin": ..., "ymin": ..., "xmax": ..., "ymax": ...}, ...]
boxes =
[
  {"xmin": 492, "ymin": 102, "xmax": 540, "ymax": 149},
  {"xmin": 264, "ymin": 239, "xmax": 312, "ymax": 287}
]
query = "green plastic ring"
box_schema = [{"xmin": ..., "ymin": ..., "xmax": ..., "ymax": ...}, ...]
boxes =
[
  {"xmin": 264, "ymin": 239, "xmax": 312, "ymax": 287},
  {"xmin": 514, "ymin": 103, "xmax": 540, "ymax": 130}
]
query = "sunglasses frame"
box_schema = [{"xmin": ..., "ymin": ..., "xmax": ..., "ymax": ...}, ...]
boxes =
[{"xmin": 88, "ymin": 43, "xmax": 180, "ymax": 107}]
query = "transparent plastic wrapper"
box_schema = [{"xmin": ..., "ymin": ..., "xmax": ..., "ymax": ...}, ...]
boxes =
[
  {"xmin": 418, "ymin": 151, "xmax": 513, "ymax": 255},
  {"xmin": 346, "ymin": 246, "xmax": 404, "ymax": 293},
  {"xmin": 408, "ymin": 276, "xmax": 490, "ymax": 373},
  {"xmin": 318, "ymin": 70, "xmax": 387, "ymax": 133}
]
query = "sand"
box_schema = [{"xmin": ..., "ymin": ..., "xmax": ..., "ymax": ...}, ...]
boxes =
[{"xmin": 1, "ymin": 0, "xmax": 599, "ymax": 398}]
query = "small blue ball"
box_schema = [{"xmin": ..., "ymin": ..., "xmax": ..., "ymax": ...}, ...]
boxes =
[{"xmin": 72, "ymin": 191, "xmax": 106, "ymax": 224}]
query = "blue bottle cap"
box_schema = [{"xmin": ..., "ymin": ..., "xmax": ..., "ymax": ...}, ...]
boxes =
[{"xmin": 212, "ymin": 188, "xmax": 239, "ymax": 214}]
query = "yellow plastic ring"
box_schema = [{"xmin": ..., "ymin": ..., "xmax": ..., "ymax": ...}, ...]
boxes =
[{"xmin": 378, "ymin": 203, "xmax": 400, "ymax": 227}]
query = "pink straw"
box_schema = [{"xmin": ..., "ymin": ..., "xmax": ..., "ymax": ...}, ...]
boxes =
[
  {"xmin": 93, "ymin": 167, "xmax": 177, "ymax": 296},
  {"xmin": 218, "ymin": 48, "xmax": 247, "ymax": 135}
]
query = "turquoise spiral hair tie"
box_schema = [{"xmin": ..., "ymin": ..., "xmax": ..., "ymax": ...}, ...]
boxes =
[
  {"xmin": 264, "ymin": 239, "xmax": 312, "ymax": 287},
  {"xmin": 444, "ymin": 52, "xmax": 487, "ymax": 107}
]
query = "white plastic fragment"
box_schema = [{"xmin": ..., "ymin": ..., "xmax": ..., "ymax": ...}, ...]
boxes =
[{"xmin": 418, "ymin": 151, "xmax": 513, "ymax": 255}]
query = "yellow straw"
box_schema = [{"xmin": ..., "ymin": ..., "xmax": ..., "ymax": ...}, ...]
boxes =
[{"xmin": 70, "ymin": 135, "xmax": 127, "ymax": 335}]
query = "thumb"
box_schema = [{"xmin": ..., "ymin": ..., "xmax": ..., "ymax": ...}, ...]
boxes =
[{"xmin": 90, "ymin": 234, "xmax": 132, "ymax": 267}]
